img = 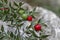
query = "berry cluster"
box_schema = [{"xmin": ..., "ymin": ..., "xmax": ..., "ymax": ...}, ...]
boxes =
[
  {"xmin": 0, "ymin": 1, "xmax": 48, "ymax": 40},
  {"xmin": 19, "ymin": 9, "xmax": 42, "ymax": 31}
]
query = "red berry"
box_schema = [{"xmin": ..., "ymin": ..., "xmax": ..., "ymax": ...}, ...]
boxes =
[
  {"xmin": 0, "ymin": 8, "xmax": 8, "ymax": 10},
  {"xmin": 0, "ymin": 8, "xmax": 4, "ymax": 10},
  {"xmin": 4, "ymin": 8, "xmax": 8, "ymax": 10},
  {"xmin": 27, "ymin": 16, "xmax": 32, "ymax": 21},
  {"xmin": 34, "ymin": 24, "xmax": 41, "ymax": 31}
]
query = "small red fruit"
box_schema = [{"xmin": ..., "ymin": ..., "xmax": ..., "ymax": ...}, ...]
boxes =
[
  {"xmin": 34, "ymin": 24, "xmax": 41, "ymax": 31},
  {"xmin": 27, "ymin": 16, "xmax": 32, "ymax": 21},
  {"xmin": 4, "ymin": 8, "xmax": 8, "ymax": 10},
  {"xmin": 0, "ymin": 8, "xmax": 8, "ymax": 10},
  {"xmin": 0, "ymin": 8, "xmax": 4, "ymax": 10}
]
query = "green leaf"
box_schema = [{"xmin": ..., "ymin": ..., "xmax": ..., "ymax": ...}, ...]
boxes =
[
  {"xmin": 4, "ymin": 0, "xmax": 8, "ymax": 4},
  {"xmin": 37, "ymin": 19, "xmax": 42, "ymax": 23},
  {"xmin": 11, "ymin": 6, "xmax": 17, "ymax": 10},
  {"xmin": 40, "ymin": 35, "xmax": 49, "ymax": 39},
  {"xmin": 19, "ymin": 2, "xmax": 23, "ymax": 6},
  {"xmin": 0, "ymin": 36, "xmax": 5, "ymax": 39},
  {"xmin": 33, "ymin": 7, "xmax": 36, "ymax": 11},
  {"xmin": 9, "ymin": 2, "xmax": 11, "ymax": 7},
  {"xmin": 1, "ymin": 25, "xmax": 4, "ymax": 32},
  {"xmin": 13, "ymin": 13, "xmax": 17, "ymax": 18},
  {"xmin": 0, "ymin": 0, "xmax": 3, "ymax": 2},
  {"xmin": 4, "ymin": 8, "xmax": 9, "ymax": 14},
  {"xmin": 14, "ymin": 2, "xmax": 19, "ymax": 7},
  {"xmin": 7, "ymin": 31, "xmax": 10, "ymax": 35},
  {"xmin": 16, "ymin": 22, "xmax": 24, "ymax": 27},
  {"xmin": 29, "ymin": 30, "xmax": 39, "ymax": 38},
  {"xmin": 27, "ymin": 22, "xmax": 33, "ymax": 29},
  {"xmin": 16, "ymin": 35, "xmax": 20, "ymax": 40},
  {"xmin": 42, "ymin": 23, "xmax": 47, "ymax": 27},
  {"xmin": 15, "ymin": 30, "xmax": 17, "ymax": 34},
  {"xmin": 9, "ymin": 2, "xmax": 17, "ymax": 10},
  {"xmin": 2, "ymin": 15, "xmax": 6, "ymax": 21},
  {"xmin": 27, "ymin": 24, "xmax": 32, "ymax": 29},
  {"xmin": 25, "ymin": 30, "xmax": 31, "ymax": 34},
  {"xmin": 31, "ymin": 15, "xmax": 35, "ymax": 19},
  {"xmin": 0, "ymin": 2, "xmax": 3, "ymax": 7},
  {"xmin": 10, "ymin": 32, "xmax": 14, "ymax": 38}
]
